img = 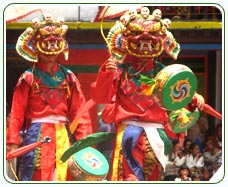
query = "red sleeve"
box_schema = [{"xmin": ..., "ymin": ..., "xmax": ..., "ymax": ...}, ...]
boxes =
[
  {"xmin": 91, "ymin": 61, "xmax": 117, "ymax": 104},
  {"xmin": 67, "ymin": 78, "xmax": 92, "ymax": 140},
  {"xmin": 6, "ymin": 80, "xmax": 30, "ymax": 145}
]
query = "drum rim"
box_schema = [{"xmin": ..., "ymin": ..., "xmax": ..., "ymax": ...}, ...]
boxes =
[{"xmin": 70, "ymin": 156, "xmax": 108, "ymax": 180}]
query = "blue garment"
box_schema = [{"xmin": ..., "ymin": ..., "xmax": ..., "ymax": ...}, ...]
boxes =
[
  {"xmin": 122, "ymin": 124, "xmax": 144, "ymax": 181},
  {"xmin": 19, "ymin": 123, "xmax": 41, "ymax": 181}
]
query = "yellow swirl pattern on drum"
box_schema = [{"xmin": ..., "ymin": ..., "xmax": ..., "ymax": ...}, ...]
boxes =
[{"xmin": 169, "ymin": 78, "xmax": 192, "ymax": 104}]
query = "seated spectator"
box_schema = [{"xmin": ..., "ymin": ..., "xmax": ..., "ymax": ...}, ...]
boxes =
[
  {"xmin": 183, "ymin": 139, "xmax": 193, "ymax": 155},
  {"xmin": 211, "ymin": 153, "xmax": 222, "ymax": 176},
  {"xmin": 190, "ymin": 166, "xmax": 201, "ymax": 181},
  {"xmin": 186, "ymin": 143, "xmax": 204, "ymax": 169},
  {"xmin": 191, "ymin": 172, "xmax": 201, "ymax": 181},
  {"xmin": 207, "ymin": 123, "xmax": 222, "ymax": 150},
  {"xmin": 167, "ymin": 141, "xmax": 181, "ymax": 160},
  {"xmin": 203, "ymin": 138, "xmax": 222, "ymax": 168},
  {"xmin": 201, "ymin": 166, "xmax": 212, "ymax": 181},
  {"xmin": 174, "ymin": 165, "xmax": 191, "ymax": 181},
  {"xmin": 163, "ymin": 141, "xmax": 186, "ymax": 180},
  {"xmin": 207, "ymin": 123, "xmax": 222, "ymax": 179}
]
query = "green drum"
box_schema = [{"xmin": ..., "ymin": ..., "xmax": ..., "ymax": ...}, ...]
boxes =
[
  {"xmin": 154, "ymin": 64, "xmax": 197, "ymax": 111},
  {"xmin": 169, "ymin": 108, "xmax": 200, "ymax": 133},
  {"xmin": 68, "ymin": 147, "xmax": 109, "ymax": 181}
]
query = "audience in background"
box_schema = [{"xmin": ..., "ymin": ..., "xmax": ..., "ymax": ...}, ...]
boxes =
[
  {"xmin": 201, "ymin": 166, "xmax": 212, "ymax": 181},
  {"xmin": 162, "ymin": 120, "xmax": 222, "ymax": 181},
  {"xmin": 163, "ymin": 141, "xmax": 186, "ymax": 180},
  {"xmin": 186, "ymin": 143, "xmax": 204, "ymax": 169},
  {"xmin": 203, "ymin": 138, "xmax": 222, "ymax": 168},
  {"xmin": 189, "ymin": 166, "xmax": 201, "ymax": 181},
  {"xmin": 182, "ymin": 139, "xmax": 193, "ymax": 155},
  {"xmin": 191, "ymin": 172, "xmax": 201, "ymax": 181},
  {"xmin": 207, "ymin": 123, "xmax": 222, "ymax": 150},
  {"xmin": 174, "ymin": 165, "xmax": 191, "ymax": 181}
]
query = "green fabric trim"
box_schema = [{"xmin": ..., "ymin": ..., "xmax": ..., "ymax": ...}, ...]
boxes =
[
  {"xmin": 61, "ymin": 132, "xmax": 116, "ymax": 162},
  {"xmin": 157, "ymin": 128, "xmax": 173, "ymax": 155},
  {"xmin": 35, "ymin": 68, "xmax": 65, "ymax": 87},
  {"xmin": 139, "ymin": 74, "xmax": 156, "ymax": 85}
]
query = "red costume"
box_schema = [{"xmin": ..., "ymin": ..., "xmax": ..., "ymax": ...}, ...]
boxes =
[
  {"xmin": 6, "ymin": 13, "xmax": 92, "ymax": 181},
  {"xmin": 91, "ymin": 7, "xmax": 204, "ymax": 181},
  {"xmin": 92, "ymin": 56, "xmax": 173, "ymax": 181}
]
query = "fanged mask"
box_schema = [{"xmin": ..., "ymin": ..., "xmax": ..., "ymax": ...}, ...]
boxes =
[
  {"xmin": 123, "ymin": 20, "xmax": 166, "ymax": 58},
  {"xmin": 34, "ymin": 26, "xmax": 66, "ymax": 55},
  {"xmin": 106, "ymin": 7, "xmax": 180, "ymax": 62},
  {"xmin": 16, "ymin": 13, "xmax": 69, "ymax": 62}
]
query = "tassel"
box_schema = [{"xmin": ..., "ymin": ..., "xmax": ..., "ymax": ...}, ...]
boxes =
[
  {"xmin": 170, "ymin": 108, "xmax": 190, "ymax": 124},
  {"xmin": 66, "ymin": 84, "xmax": 71, "ymax": 99},
  {"xmin": 177, "ymin": 109, "xmax": 189, "ymax": 124},
  {"xmin": 63, "ymin": 48, "xmax": 69, "ymax": 61},
  {"xmin": 32, "ymin": 82, "xmax": 39, "ymax": 92},
  {"xmin": 142, "ymin": 83, "xmax": 157, "ymax": 96},
  {"xmin": 169, "ymin": 112, "xmax": 179, "ymax": 121},
  {"xmin": 139, "ymin": 74, "xmax": 157, "ymax": 96}
]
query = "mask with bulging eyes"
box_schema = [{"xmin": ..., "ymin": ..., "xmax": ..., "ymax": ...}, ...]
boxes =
[
  {"xmin": 122, "ymin": 19, "xmax": 166, "ymax": 59},
  {"xmin": 16, "ymin": 13, "xmax": 69, "ymax": 62},
  {"xmin": 33, "ymin": 25, "xmax": 67, "ymax": 56},
  {"xmin": 106, "ymin": 8, "xmax": 180, "ymax": 62}
]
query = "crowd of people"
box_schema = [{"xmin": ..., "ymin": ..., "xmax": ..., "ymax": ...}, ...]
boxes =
[{"xmin": 162, "ymin": 122, "xmax": 222, "ymax": 181}]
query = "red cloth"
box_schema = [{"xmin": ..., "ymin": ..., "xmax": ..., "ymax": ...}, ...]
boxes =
[
  {"xmin": 7, "ymin": 62, "xmax": 92, "ymax": 145},
  {"xmin": 91, "ymin": 58, "xmax": 175, "ymax": 180},
  {"xmin": 91, "ymin": 59, "xmax": 169, "ymax": 126}
]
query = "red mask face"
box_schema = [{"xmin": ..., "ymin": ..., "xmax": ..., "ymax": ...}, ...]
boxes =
[
  {"xmin": 123, "ymin": 19, "xmax": 166, "ymax": 59},
  {"xmin": 16, "ymin": 14, "xmax": 69, "ymax": 62},
  {"xmin": 33, "ymin": 25, "xmax": 67, "ymax": 56},
  {"xmin": 106, "ymin": 8, "xmax": 180, "ymax": 62}
]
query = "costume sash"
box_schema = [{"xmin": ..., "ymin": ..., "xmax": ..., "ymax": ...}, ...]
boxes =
[
  {"xmin": 19, "ymin": 122, "xmax": 69, "ymax": 181},
  {"xmin": 55, "ymin": 123, "xmax": 69, "ymax": 180},
  {"xmin": 123, "ymin": 120, "xmax": 170, "ymax": 170},
  {"xmin": 110, "ymin": 124, "xmax": 126, "ymax": 181},
  {"xmin": 122, "ymin": 125, "xmax": 144, "ymax": 180},
  {"xmin": 19, "ymin": 123, "xmax": 41, "ymax": 180}
]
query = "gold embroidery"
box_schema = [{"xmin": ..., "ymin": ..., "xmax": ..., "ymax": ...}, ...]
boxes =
[{"xmin": 143, "ymin": 133, "xmax": 162, "ymax": 180}]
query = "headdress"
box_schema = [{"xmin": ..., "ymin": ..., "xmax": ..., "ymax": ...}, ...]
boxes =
[
  {"xmin": 16, "ymin": 13, "xmax": 69, "ymax": 62},
  {"xmin": 103, "ymin": 7, "xmax": 180, "ymax": 63}
]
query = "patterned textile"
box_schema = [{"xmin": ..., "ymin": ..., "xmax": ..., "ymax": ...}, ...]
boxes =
[
  {"xmin": 110, "ymin": 123, "xmax": 165, "ymax": 181},
  {"xmin": 144, "ymin": 133, "xmax": 163, "ymax": 180},
  {"xmin": 19, "ymin": 122, "xmax": 69, "ymax": 181}
]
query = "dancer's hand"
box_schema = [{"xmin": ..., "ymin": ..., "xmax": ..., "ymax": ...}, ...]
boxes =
[
  {"xmin": 105, "ymin": 57, "xmax": 117, "ymax": 72},
  {"xmin": 194, "ymin": 92, "xmax": 205, "ymax": 111},
  {"xmin": 6, "ymin": 143, "xmax": 19, "ymax": 154}
]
